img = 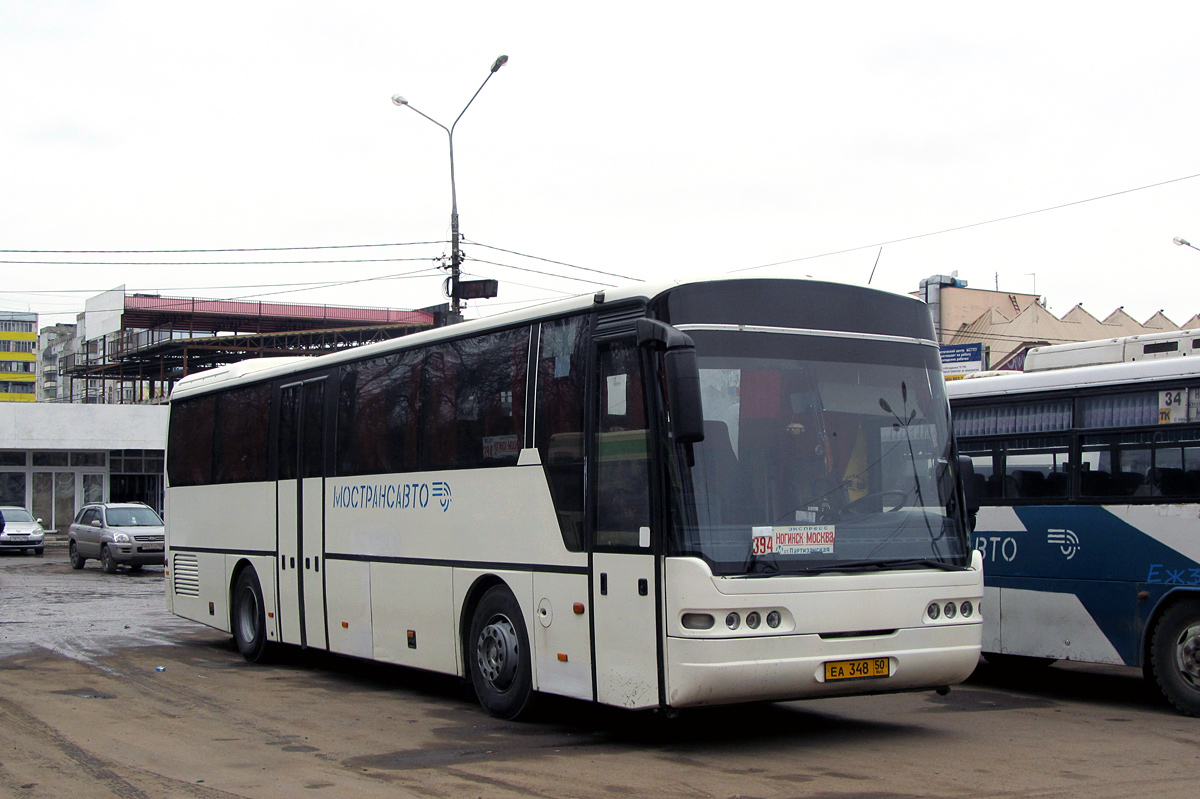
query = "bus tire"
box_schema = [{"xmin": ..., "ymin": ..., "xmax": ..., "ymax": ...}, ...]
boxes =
[
  {"xmin": 468, "ymin": 585, "xmax": 535, "ymax": 720},
  {"xmin": 232, "ymin": 568, "xmax": 271, "ymax": 663},
  {"xmin": 1150, "ymin": 600, "xmax": 1200, "ymax": 717}
]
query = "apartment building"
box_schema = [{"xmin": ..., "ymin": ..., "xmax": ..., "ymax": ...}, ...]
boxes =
[{"xmin": 0, "ymin": 311, "xmax": 38, "ymax": 402}]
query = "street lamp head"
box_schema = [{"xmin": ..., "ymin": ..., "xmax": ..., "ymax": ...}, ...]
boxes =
[
  {"xmin": 490, "ymin": 55, "xmax": 509, "ymax": 73},
  {"xmin": 391, "ymin": 94, "xmax": 409, "ymax": 107},
  {"xmin": 1175, "ymin": 237, "xmax": 1192, "ymax": 247}
]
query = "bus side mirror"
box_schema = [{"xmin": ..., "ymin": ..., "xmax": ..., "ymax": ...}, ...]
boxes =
[
  {"xmin": 635, "ymin": 319, "xmax": 705, "ymax": 446},
  {"xmin": 957, "ymin": 455, "xmax": 980, "ymax": 532}
]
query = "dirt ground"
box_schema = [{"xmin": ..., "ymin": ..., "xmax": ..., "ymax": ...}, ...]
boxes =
[{"xmin": 2, "ymin": 548, "xmax": 1199, "ymax": 799}]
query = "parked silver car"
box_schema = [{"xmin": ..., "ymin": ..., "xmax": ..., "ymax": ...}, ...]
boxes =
[
  {"xmin": 69, "ymin": 502, "xmax": 165, "ymax": 573},
  {"xmin": 0, "ymin": 506, "xmax": 46, "ymax": 556}
]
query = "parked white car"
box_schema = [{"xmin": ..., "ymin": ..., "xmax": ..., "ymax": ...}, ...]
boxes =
[{"xmin": 0, "ymin": 507, "xmax": 45, "ymax": 556}]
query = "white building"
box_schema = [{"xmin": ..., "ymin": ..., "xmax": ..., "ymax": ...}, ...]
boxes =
[{"xmin": 0, "ymin": 403, "xmax": 167, "ymax": 531}]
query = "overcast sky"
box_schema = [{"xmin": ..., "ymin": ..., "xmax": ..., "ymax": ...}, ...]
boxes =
[{"xmin": 3, "ymin": 2, "xmax": 1199, "ymax": 330}]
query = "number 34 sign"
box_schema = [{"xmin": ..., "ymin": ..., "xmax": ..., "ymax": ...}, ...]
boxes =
[{"xmin": 1159, "ymin": 389, "xmax": 1194, "ymax": 424}]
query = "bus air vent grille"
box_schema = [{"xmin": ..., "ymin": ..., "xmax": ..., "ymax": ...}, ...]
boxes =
[
  {"xmin": 594, "ymin": 304, "xmax": 647, "ymax": 340},
  {"xmin": 172, "ymin": 553, "xmax": 200, "ymax": 597}
]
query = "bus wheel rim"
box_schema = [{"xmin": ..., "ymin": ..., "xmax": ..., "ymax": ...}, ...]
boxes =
[
  {"xmin": 477, "ymin": 616, "xmax": 519, "ymax": 690},
  {"xmin": 1175, "ymin": 622, "xmax": 1200, "ymax": 688}
]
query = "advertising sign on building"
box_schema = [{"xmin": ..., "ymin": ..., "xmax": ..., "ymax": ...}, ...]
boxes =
[{"xmin": 940, "ymin": 343, "xmax": 984, "ymax": 380}]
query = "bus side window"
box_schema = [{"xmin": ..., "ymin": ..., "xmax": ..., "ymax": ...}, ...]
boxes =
[
  {"xmin": 1081, "ymin": 433, "xmax": 1150, "ymax": 498},
  {"xmin": 594, "ymin": 341, "xmax": 651, "ymax": 548},
  {"xmin": 536, "ymin": 317, "xmax": 588, "ymax": 551},
  {"xmin": 167, "ymin": 394, "xmax": 216, "ymax": 487},
  {"xmin": 958, "ymin": 449, "xmax": 999, "ymax": 500},
  {"xmin": 214, "ymin": 384, "xmax": 270, "ymax": 483},
  {"xmin": 1000, "ymin": 435, "xmax": 1069, "ymax": 500}
]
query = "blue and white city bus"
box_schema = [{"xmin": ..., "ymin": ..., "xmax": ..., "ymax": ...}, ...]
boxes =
[
  {"xmin": 165, "ymin": 276, "xmax": 982, "ymax": 718},
  {"xmin": 948, "ymin": 352, "xmax": 1200, "ymax": 715}
]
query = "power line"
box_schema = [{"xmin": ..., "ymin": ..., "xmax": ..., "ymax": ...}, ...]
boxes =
[
  {"xmin": 465, "ymin": 256, "xmax": 618, "ymax": 287},
  {"xmin": 0, "ymin": 256, "xmax": 441, "ymax": 266},
  {"xmin": 220, "ymin": 268, "xmax": 448, "ymax": 302},
  {"xmin": 0, "ymin": 241, "xmax": 447, "ymax": 254},
  {"xmin": 457, "ymin": 267, "xmax": 575, "ymax": 297},
  {"xmin": 463, "ymin": 238, "xmax": 641, "ymax": 283},
  {"xmin": 4, "ymin": 267, "xmax": 449, "ymax": 317},
  {"xmin": 1, "ymin": 269, "xmax": 447, "ymax": 298},
  {"xmin": 736, "ymin": 171, "xmax": 1200, "ymax": 273}
]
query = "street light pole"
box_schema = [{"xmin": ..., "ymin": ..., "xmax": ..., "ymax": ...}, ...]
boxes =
[
  {"xmin": 393, "ymin": 55, "xmax": 508, "ymax": 321},
  {"xmin": 1175, "ymin": 236, "xmax": 1200, "ymax": 253}
]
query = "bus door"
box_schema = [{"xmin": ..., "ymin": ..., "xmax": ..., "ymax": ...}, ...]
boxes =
[
  {"xmin": 590, "ymin": 339, "xmax": 662, "ymax": 709},
  {"xmin": 277, "ymin": 378, "xmax": 329, "ymax": 650}
]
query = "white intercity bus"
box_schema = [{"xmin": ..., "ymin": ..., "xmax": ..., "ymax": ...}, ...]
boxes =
[{"xmin": 165, "ymin": 276, "xmax": 983, "ymax": 718}]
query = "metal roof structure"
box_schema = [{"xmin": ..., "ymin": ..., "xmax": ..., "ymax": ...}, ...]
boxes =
[
  {"xmin": 119, "ymin": 294, "xmax": 431, "ymax": 334},
  {"xmin": 61, "ymin": 292, "xmax": 442, "ymax": 402}
]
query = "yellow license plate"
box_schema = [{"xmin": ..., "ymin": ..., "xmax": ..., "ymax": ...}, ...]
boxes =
[{"xmin": 824, "ymin": 657, "xmax": 891, "ymax": 682}]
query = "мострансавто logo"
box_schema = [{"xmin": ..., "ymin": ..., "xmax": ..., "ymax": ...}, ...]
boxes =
[{"xmin": 331, "ymin": 481, "xmax": 452, "ymax": 512}]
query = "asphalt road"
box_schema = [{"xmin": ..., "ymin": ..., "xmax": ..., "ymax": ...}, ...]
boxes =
[{"xmin": 1, "ymin": 547, "xmax": 1198, "ymax": 799}]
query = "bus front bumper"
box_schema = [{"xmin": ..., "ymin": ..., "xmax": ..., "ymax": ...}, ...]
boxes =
[{"xmin": 665, "ymin": 623, "xmax": 981, "ymax": 708}]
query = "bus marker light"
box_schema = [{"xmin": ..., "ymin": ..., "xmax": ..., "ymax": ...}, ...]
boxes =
[
  {"xmin": 268, "ymin": 612, "xmax": 274, "ymax": 618},
  {"xmin": 558, "ymin": 653, "xmax": 568, "ymax": 662},
  {"xmin": 341, "ymin": 621, "xmax": 349, "ymax": 628},
  {"xmin": 573, "ymin": 602, "xmax": 585, "ymax": 614}
]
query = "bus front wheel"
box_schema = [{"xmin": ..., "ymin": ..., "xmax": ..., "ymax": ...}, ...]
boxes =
[
  {"xmin": 232, "ymin": 568, "xmax": 271, "ymax": 663},
  {"xmin": 1150, "ymin": 600, "xmax": 1200, "ymax": 717},
  {"xmin": 468, "ymin": 585, "xmax": 535, "ymax": 720}
]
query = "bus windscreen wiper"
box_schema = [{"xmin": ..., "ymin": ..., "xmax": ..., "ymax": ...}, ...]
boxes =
[
  {"xmin": 734, "ymin": 557, "xmax": 967, "ymax": 578},
  {"xmin": 806, "ymin": 558, "xmax": 967, "ymax": 574}
]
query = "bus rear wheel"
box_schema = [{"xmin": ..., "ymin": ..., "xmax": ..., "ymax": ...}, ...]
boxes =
[
  {"xmin": 468, "ymin": 585, "xmax": 535, "ymax": 720},
  {"xmin": 1150, "ymin": 600, "xmax": 1200, "ymax": 717},
  {"xmin": 232, "ymin": 568, "xmax": 271, "ymax": 663}
]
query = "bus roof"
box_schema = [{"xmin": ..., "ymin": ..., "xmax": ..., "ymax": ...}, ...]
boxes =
[
  {"xmin": 1024, "ymin": 328, "xmax": 1200, "ymax": 371},
  {"xmin": 946, "ymin": 355, "xmax": 1200, "ymax": 401},
  {"xmin": 168, "ymin": 274, "xmax": 927, "ymax": 402}
]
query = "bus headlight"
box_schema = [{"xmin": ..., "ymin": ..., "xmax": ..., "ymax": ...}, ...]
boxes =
[
  {"xmin": 927, "ymin": 602, "xmax": 941, "ymax": 620},
  {"xmin": 745, "ymin": 611, "xmax": 761, "ymax": 629},
  {"xmin": 943, "ymin": 602, "xmax": 957, "ymax": 619},
  {"xmin": 960, "ymin": 601, "xmax": 973, "ymax": 618},
  {"xmin": 725, "ymin": 612, "xmax": 741, "ymax": 630},
  {"xmin": 766, "ymin": 610, "xmax": 781, "ymax": 629}
]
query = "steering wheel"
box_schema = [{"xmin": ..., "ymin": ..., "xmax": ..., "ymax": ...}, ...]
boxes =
[{"xmin": 841, "ymin": 490, "xmax": 909, "ymax": 515}]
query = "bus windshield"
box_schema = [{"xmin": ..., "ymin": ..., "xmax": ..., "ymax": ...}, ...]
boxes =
[{"xmin": 672, "ymin": 330, "xmax": 968, "ymax": 575}]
